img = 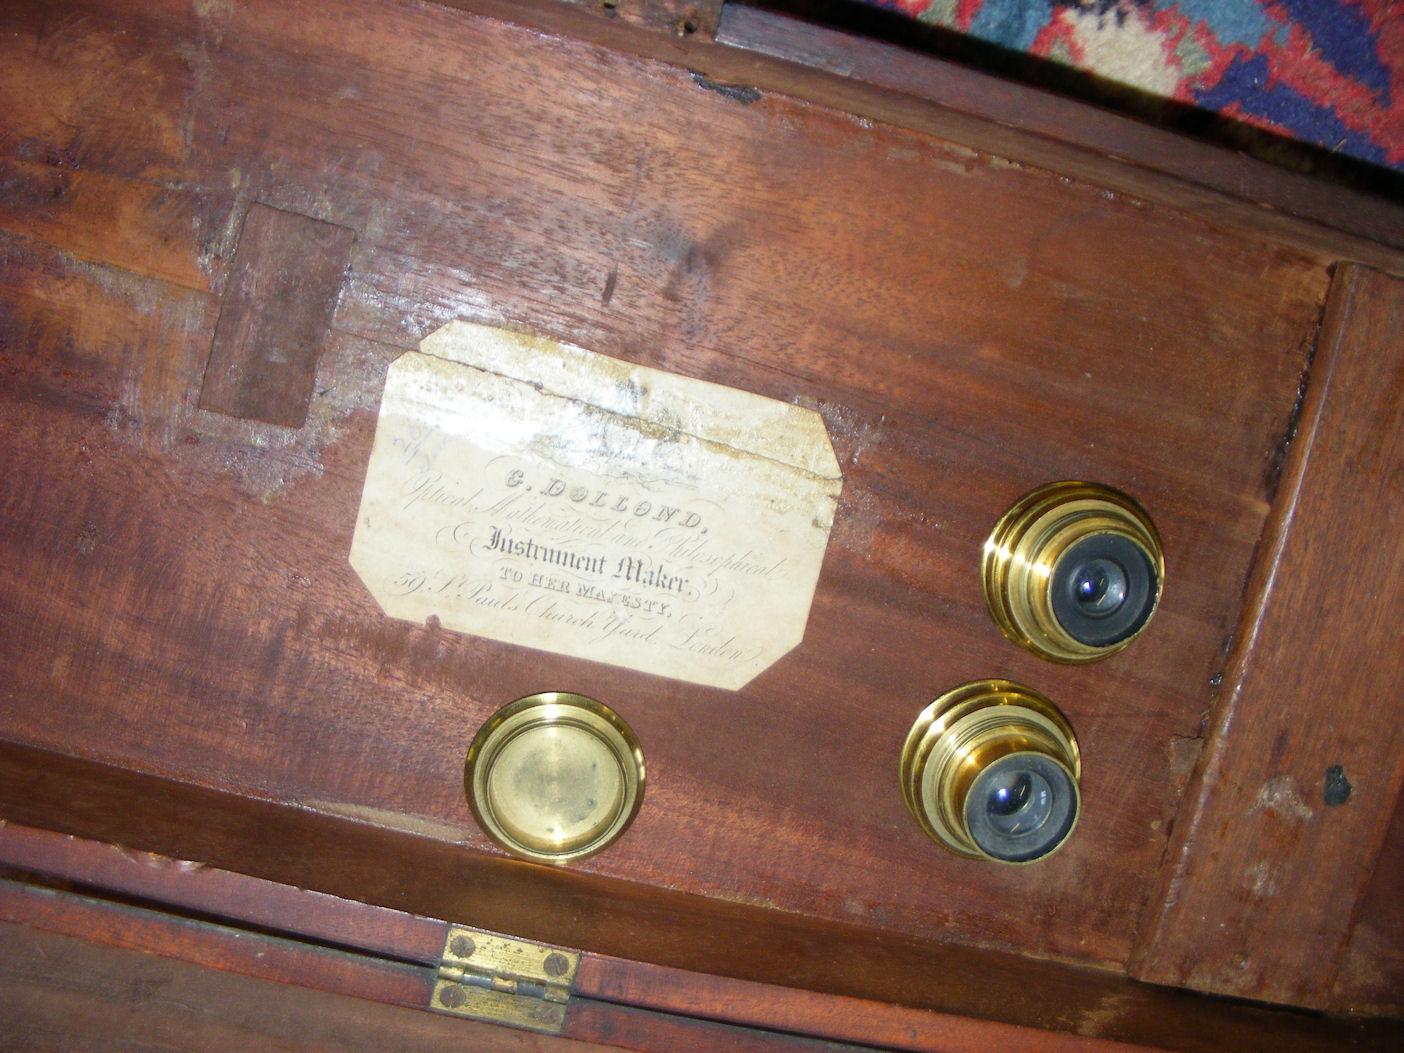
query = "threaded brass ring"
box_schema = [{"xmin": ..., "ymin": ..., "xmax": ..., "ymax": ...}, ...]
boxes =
[
  {"xmin": 900, "ymin": 680, "xmax": 1081, "ymax": 864},
  {"xmin": 982, "ymin": 481, "xmax": 1163, "ymax": 663}
]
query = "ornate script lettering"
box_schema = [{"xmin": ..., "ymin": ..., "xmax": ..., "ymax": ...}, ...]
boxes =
[{"xmin": 349, "ymin": 322, "xmax": 843, "ymax": 690}]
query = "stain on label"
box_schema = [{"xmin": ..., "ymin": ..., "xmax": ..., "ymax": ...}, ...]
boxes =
[{"xmin": 349, "ymin": 322, "xmax": 843, "ymax": 690}]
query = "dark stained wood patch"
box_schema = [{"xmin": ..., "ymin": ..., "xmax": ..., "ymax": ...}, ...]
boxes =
[{"xmin": 198, "ymin": 203, "xmax": 354, "ymax": 428}]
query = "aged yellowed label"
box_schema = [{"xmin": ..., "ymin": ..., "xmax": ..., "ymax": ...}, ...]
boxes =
[{"xmin": 349, "ymin": 322, "xmax": 842, "ymax": 690}]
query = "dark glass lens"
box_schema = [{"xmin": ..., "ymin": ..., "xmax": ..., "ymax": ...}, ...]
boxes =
[
  {"xmin": 1050, "ymin": 533, "xmax": 1158, "ymax": 648},
  {"xmin": 965, "ymin": 753, "xmax": 1077, "ymax": 862},
  {"xmin": 988, "ymin": 772, "xmax": 1030, "ymax": 815},
  {"xmin": 983, "ymin": 769, "xmax": 1053, "ymax": 836},
  {"xmin": 1071, "ymin": 556, "xmax": 1127, "ymax": 616}
]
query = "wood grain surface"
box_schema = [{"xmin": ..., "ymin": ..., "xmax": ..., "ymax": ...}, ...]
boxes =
[
  {"xmin": 4, "ymin": 878, "xmax": 844, "ymax": 1053},
  {"xmin": 199, "ymin": 203, "xmax": 355, "ymax": 427},
  {"xmin": 1332, "ymin": 789, "xmax": 1404, "ymax": 1015},
  {"xmin": 6, "ymin": 820, "xmax": 1397, "ymax": 1052},
  {"xmin": 1131, "ymin": 266, "xmax": 1404, "ymax": 1006},
  {"xmin": 0, "ymin": 0, "xmax": 1363, "ymax": 1020},
  {"xmin": 0, "ymin": 920, "xmax": 582, "ymax": 1053},
  {"xmin": 0, "ymin": 869, "xmax": 963, "ymax": 1053},
  {"xmin": 0, "ymin": 820, "xmax": 448, "ymax": 966},
  {"xmin": 2, "ymin": 823, "xmax": 1134, "ymax": 1053}
]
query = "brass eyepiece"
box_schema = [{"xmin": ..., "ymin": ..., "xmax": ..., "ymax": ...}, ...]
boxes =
[
  {"xmin": 900, "ymin": 680, "xmax": 1081, "ymax": 864},
  {"xmin": 465, "ymin": 692, "xmax": 645, "ymax": 864},
  {"xmin": 982, "ymin": 481, "xmax": 1163, "ymax": 663}
]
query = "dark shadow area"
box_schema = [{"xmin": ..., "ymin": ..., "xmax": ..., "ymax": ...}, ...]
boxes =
[{"xmin": 736, "ymin": 0, "xmax": 1404, "ymax": 203}]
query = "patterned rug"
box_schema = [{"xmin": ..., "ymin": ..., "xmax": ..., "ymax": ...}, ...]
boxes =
[{"xmin": 862, "ymin": 0, "xmax": 1404, "ymax": 182}]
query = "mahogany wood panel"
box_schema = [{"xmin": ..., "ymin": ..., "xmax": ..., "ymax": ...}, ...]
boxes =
[
  {"xmin": 574, "ymin": 952, "xmax": 1160, "ymax": 1053},
  {"xmin": 0, "ymin": 878, "xmax": 437, "ymax": 1017},
  {"xmin": 199, "ymin": 203, "xmax": 355, "ymax": 428},
  {"xmin": 6, "ymin": 745, "xmax": 1401, "ymax": 1053},
  {"xmin": 1, "ymin": 923, "xmax": 581, "ymax": 1053},
  {"xmin": 561, "ymin": 999, "xmax": 876, "ymax": 1053},
  {"xmin": 0, "ymin": 822, "xmax": 1152, "ymax": 1053},
  {"xmin": 557, "ymin": 0, "xmax": 726, "ymax": 40},
  {"xmin": 1331, "ymin": 790, "xmax": 1404, "ymax": 1015},
  {"xmin": 714, "ymin": 3, "xmax": 1404, "ymax": 260},
  {"xmin": 0, "ymin": 0, "xmax": 1356, "ymax": 1020},
  {"xmin": 0, "ymin": 823, "xmax": 1143, "ymax": 1052},
  {"xmin": 0, "ymin": 876, "xmax": 884, "ymax": 1052},
  {"xmin": 1131, "ymin": 266, "xmax": 1404, "ymax": 1007},
  {"xmin": 0, "ymin": 821, "xmax": 447, "ymax": 967},
  {"xmin": 0, "ymin": 882, "xmax": 612, "ymax": 1052},
  {"xmin": 434, "ymin": 0, "xmax": 1404, "ymax": 275}
]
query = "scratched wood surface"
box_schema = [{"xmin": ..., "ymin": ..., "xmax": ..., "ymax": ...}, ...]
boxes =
[
  {"xmin": 0, "ymin": 922, "xmax": 569, "ymax": 1053},
  {"xmin": 2, "ymin": 878, "xmax": 868, "ymax": 1053},
  {"xmin": 1131, "ymin": 266, "xmax": 1404, "ymax": 1007},
  {"xmin": 199, "ymin": 203, "xmax": 356, "ymax": 427},
  {"xmin": 0, "ymin": 0, "xmax": 1339, "ymax": 1009},
  {"xmin": 6, "ymin": 821, "xmax": 1395, "ymax": 1052}
]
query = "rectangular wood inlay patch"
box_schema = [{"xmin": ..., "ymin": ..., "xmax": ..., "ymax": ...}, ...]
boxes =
[{"xmin": 198, "ymin": 204, "xmax": 354, "ymax": 428}]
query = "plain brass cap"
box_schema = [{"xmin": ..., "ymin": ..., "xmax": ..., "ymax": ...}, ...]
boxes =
[{"xmin": 466, "ymin": 692, "xmax": 645, "ymax": 864}]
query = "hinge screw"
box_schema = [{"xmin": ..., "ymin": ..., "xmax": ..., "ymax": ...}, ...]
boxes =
[
  {"xmin": 543, "ymin": 952, "xmax": 570, "ymax": 977},
  {"xmin": 450, "ymin": 934, "xmax": 476, "ymax": 959},
  {"xmin": 531, "ymin": 1003, "xmax": 564, "ymax": 1025},
  {"xmin": 439, "ymin": 984, "xmax": 467, "ymax": 1009}
]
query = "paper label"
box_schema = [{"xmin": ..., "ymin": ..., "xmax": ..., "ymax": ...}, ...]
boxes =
[{"xmin": 349, "ymin": 322, "xmax": 843, "ymax": 690}]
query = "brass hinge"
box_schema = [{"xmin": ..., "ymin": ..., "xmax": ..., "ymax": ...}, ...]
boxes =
[{"xmin": 429, "ymin": 925, "xmax": 580, "ymax": 1035}]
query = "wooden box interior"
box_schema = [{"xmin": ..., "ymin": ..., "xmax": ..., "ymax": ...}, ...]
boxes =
[{"xmin": 2, "ymin": 0, "xmax": 1402, "ymax": 1042}]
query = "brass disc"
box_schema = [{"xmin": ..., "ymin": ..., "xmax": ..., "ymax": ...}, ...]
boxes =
[{"xmin": 466, "ymin": 692, "xmax": 645, "ymax": 864}]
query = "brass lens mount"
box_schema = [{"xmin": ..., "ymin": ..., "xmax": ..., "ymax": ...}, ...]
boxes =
[
  {"xmin": 465, "ymin": 692, "xmax": 645, "ymax": 865},
  {"xmin": 982, "ymin": 481, "xmax": 1163, "ymax": 663},
  {"xmin": 900, "ymin": 680, "xmax": 1081, "ymax": 864}
]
